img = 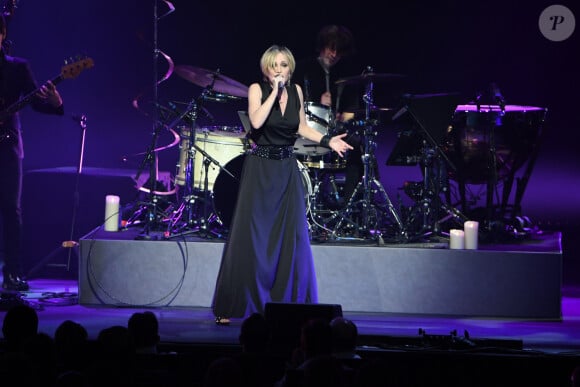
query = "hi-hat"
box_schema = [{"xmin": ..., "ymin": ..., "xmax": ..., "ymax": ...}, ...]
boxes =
[
  {"xmin": 335, "ymin": 72, "xmax": 406, "ymax": 86},
  {"xmin": 175, "ymin": 65, "xmax": 249, "ymax": 98}
]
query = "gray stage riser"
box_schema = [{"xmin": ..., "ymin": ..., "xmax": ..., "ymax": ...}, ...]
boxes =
[{"xmin": 78, "ymin": 238, "xmax": 562, "ymax": 320}]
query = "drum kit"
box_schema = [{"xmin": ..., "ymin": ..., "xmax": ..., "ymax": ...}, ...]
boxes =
[{"xmin": 128, "ymin": 63, "xmax": 547, "ymax": 244}]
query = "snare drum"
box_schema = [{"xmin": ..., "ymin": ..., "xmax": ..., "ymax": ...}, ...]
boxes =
[
  {"xmin": 294, "ymin": 102, "xmax": 332, "ymax": 156},
  {"xmin": 175, "ymin": 126, "xmax": 247, "ymax": 191},
  {"xmin": 297, "ymin": 152, "xmax": 346, "ymax": 170}
]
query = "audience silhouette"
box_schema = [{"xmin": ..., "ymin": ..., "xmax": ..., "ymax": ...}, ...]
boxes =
[
  {"xmin": 54, "ymin": 319, "xmax": 91, "ymax": 376},
  {"xmin": 0, "ymin": 304, "xmax": 576, "ymax": 386},
  {"xmin": 1, "ymin": 303, "xmax": 38, "ymax": 352},
  {"xmin": 86, "ymin": 325, "xmax": 135, "ymax": 386},
  {"xmin": 330, "ymin": 316, "xmax": 361, "ymax": 361},
  {"xmin": 235, "ymin": 312, "xmax": 285, "ymax": 387},
  {"xmin": 128, "ymin": 310, "xmax": 161, "ymax": 354}
]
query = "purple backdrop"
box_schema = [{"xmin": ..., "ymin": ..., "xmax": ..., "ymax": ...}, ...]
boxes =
[{"xmin": 5, "ymin": 1, "xmax": 579, "ymax": 279}]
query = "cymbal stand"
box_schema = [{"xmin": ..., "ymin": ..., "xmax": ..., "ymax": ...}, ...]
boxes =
[
  {"xmin": 307, "ymin": 169, "xmax": 341, "ymax": 241},
  {"xmin": 332, "ymin": 70, "xmax": 404, "ymax": 243},
  {"xmin": 164, "ymin": 98, "xmax": 201, "ymax": 234},
  {"xmin": 165, "ymin": 89, "xmax": 236, "ymax": 239},
  {"xmin": 402, "ymin": 133, "xmax": 469, "ymax": 242}
]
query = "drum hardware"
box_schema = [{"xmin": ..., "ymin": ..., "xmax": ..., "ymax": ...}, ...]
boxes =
[
  {"xmin": 164, "ymin": 87, "xmax": 240, "ymax": 240},
  {"xmin": 306, "ymin": 168, "xmax": 345, "ymax": 241},
  {"xmin": 402, "ymin": 142, "xmax": 469, "ymax": 241},
  {"xmin": 329, "ymin": 67, "xmax": 404, "ymax": 243},
  {"xmin": 166, "ymin": 65, "xmax": 250, "ymax": 237},
  {"xmin": 129, "ymin": 99, "xmax": 197, "ymax": 239},
  {"xmin": 295, "ymin": 102, "xmax": 333, "ymax": 156},
  {"xmin": 390, "ymin": 93, "xmax": 469, "ymax": 242}
]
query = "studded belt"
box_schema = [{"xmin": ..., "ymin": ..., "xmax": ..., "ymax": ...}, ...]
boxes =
[{"xmin": 251, "ymin": 145, "xmax": 295, "ymax": 160}]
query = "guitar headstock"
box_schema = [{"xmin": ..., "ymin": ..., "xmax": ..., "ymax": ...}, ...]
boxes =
[{"xmin": 61, "ymin": 56, "xmax": 95, "ymax": 80}]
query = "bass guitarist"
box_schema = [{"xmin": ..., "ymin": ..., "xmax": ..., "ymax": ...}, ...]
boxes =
[{"xmin": 0, "ymin": 13, "xmax": 64, "ymax": 291}]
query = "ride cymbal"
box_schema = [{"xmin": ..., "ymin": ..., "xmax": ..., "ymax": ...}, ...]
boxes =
[{"xmin": 174, "ymin": 65, "xmax": 248, "ymax": 98}]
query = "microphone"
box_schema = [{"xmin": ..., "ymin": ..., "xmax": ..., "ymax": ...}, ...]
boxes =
[
  {"xmin": 304, "ymin": 77, "xmax": 310, "ymax": 101},
  {"xmin": 276, "ymin": 81, "xmax": 285, "ymax": 104}
]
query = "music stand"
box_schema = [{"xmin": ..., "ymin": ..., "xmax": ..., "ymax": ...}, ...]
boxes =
[{"xmin": 389, "ymin": 93, "xmax": 468, "ymax": 241}]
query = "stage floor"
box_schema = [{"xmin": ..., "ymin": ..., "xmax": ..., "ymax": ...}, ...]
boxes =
[
  {"xmin": 3, "ymin": 227, "xmax": 577, "ymax": 387},
  {"xmin": 3, "ymin": 278, "xmax": 580, "ymax": 356}
]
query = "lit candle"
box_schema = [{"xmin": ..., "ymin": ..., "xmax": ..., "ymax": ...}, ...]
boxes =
[
  {"xmin": 104, "ymin": 195, "xmax": 120, "ymax": 232},
  {"xmin": 449, "ymin": 229, "xmax": 465, "ymax": 249},
  {"xmin": 464, "ymin": 221, "xmax": 479, "ymax": 250}
]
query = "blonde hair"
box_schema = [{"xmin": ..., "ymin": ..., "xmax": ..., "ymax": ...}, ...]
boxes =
[{"xmin": 260, "ymin": 45, "xmax": 295, "ymax": 82}]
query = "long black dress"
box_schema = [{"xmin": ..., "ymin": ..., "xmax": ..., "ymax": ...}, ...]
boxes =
[{"xmin": 211, "ymin": 81, "xmax": 318, "ymax": 319}]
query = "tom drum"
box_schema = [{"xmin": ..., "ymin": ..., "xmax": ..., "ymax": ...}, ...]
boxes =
[
  {"xmin": 175, "ymin": 126, "xmax": 247, "ymax": 190},
  {"xmin": 294, "ymin": 102, "xmax": 332, "ymax": 157}
]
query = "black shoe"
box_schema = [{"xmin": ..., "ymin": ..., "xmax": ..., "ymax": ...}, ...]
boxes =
[{"xmin": 2, "ymin": 274, "xmax": 30, "ymax": 291}]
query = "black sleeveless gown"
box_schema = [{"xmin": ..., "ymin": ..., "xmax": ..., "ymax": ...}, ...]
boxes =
[{"xmin": 211, "ymin": 82, "xmax": 318, "ymax": 318}]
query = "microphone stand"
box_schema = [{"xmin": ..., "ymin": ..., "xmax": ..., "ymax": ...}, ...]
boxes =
[{"xmin": 27, "ymin": 115, "xmax": 87, "ymax": 278}]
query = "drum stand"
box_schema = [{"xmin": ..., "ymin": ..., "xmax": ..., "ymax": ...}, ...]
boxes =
[
  {"xmin": 307, "ymin": 169, "xmax": 343, "ymax": 241},
  {"xmin": 402, "ymin": 139, "xmax": 469, "ymax": 242},
  {"xmin": 330, "ymin": 124, "xmax": 404, "ymax": 243},
  {"xmin": 165, "ymin": 90, "xmax": 235, "ymax": 239},
  {"xmin": 329, "ymin": 77, "xmax": 404, "ymax": 244}
]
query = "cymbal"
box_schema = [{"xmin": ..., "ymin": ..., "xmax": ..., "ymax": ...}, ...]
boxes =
[
  {"xmin": 335, "ymin": 72, "xmax": 406, "ymax": 86},
  {"xmin": 174, "ymin": 65, "xmax": 248, "ymax": 98}
]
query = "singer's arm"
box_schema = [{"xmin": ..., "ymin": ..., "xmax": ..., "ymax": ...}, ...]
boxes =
[{"xmin": 248, "ymin": 82, "xmax": 278, "ymax": 129}]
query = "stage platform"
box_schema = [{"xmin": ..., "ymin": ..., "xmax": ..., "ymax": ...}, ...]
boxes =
[{"xmin": 78, "ymin": 227, "xmax": 563, "ymax": 320}]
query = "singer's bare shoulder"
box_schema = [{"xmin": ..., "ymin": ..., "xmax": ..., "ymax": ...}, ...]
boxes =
[
  {"xmin": 248, "ymin": 83, "xmax": 263, "ymax": 93},
  {"xmin": 295, "ymin": 83, "xmax": 304, "ymax": 101}
]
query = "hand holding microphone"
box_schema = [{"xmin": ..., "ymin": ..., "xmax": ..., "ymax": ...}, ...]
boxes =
[{"xmin": 273, "ymin": 75, "xmax": 285, "ymax": 92}]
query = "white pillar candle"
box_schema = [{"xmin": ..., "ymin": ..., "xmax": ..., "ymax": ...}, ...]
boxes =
[
  {"xmin": 104, "ymin": 195, "xmax": 120, "ymax": 232},
  {"xmin": 464, "ymin": 221, "xmax": 479, "ymax": 250},
  {"xmin": 449, "ymin": 229, "xmax": 465, "ymax": 249}
]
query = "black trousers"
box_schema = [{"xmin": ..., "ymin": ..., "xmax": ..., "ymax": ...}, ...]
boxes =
[{"xmin": 0, "ymin": 147, "xmax": 23, "ymax": 278}]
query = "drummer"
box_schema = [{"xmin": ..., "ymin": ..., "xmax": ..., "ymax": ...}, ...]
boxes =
[{"xmin": 293, "ymin": 24, "xmax": 363, "ymax": 205}]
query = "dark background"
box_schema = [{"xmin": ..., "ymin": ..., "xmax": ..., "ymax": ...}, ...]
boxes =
[{"xmin": 4, "ymin": 1, "xmax": 579, "ymax": 278}]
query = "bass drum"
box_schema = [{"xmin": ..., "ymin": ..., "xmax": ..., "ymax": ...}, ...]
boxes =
[
  {"xmin": 176, "ymin": 127, "xmax": 247, "ymax": 191},
  {"xmin": 444, "ymin": 104, "xmax": 546, "ymax": 184},
  {"xmin": 213, "ymin": 154, "xmax": 312, "ymax": 229}
]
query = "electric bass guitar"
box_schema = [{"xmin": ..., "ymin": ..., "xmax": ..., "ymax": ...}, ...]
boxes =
[{"xmin": 0, "ymin": 56, "xmax": 94, "ymax": 143}]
